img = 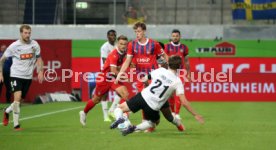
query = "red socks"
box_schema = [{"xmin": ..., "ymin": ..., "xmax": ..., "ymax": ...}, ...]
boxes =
[
  {"xmin": 175, "ymin": 96, "xmax": 181, "ymax": 114},
  {"xmin": 168, "ymin": 97, "xmax": 175, "ymax": 113},
  {"xmin": 84, "ymin": 100, "xmax": 96, "ymax": 113},
  {"xmin": 168, "ymin": 95, "xmax": 181, "ymax": 114}
]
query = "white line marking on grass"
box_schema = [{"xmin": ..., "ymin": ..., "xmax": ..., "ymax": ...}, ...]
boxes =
[{"xmin": 0, "ymin": 106, "xmax": 82, "ymax": 125}]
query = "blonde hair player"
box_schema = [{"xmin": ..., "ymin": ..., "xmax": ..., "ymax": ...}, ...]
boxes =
[{"xmin": 1, "ymin": 24, "xmax": 44, "ymax": 131}]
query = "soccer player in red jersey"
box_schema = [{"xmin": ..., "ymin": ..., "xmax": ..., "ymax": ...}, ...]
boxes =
[
  {"xmin": 99, "ymin": 29, "xmax": 118, "ymax": 122},
  {"xmin": 115, "ymin": 22, "xmax": 168, "ymax": 132},
  {"xmin": 164, "ymin": 29, "xmax": 191, "ymax": 120},
  {"xmin": 79, "ymin": 35, "xmax": 129, "ymax": 126},
  {"xmin": 115, "ymin": 22, "xmax": 168, "ymax": 90}
]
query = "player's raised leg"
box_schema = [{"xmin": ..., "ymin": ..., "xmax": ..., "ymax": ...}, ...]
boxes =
[
  {"xmin": 114, "ymin": 85, "xmax": 129, "ymax": 102},
  {"xmin": 110, "ymin": 84, "xmax": 131, "ymax": 128},
  {"xmin": 108, "ymin": 93, "xmax": 120, "ymax": 119},
  {"xmin": 115, "ymin": 84, "xmax": 130, "ymax": 115},
  {"xmin": 110, "ymin": 102, "xmax": 130, "ymax": 129}
]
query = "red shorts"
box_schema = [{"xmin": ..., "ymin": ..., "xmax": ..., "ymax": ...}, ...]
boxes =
[
  {"xmin": 136, "ymin": 80, "xmax": 152, "ymax": 92},
  {"xmin": 94, "ymin": 76, "xmax": 123, "ymax": 97}
]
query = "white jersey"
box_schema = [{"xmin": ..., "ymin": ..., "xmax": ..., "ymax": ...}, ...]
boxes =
[
  {"xmin": 141, "ymin": 68, "xmax": 184, "ymax": 111},
  {"xmin": 4, "ymin": 39, "xmax": 41, "ymax": 79},
  {"xmin": 100, "ymin": 41, "xmax": 116, "ymax": 70}
]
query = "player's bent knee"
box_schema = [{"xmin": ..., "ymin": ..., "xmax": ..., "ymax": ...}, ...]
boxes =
[{"xmin": 116, "ymin": 87, "xmax": 129, "ymax": 99}]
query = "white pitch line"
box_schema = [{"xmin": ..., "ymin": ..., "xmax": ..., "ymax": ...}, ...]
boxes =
[{"xmin": 0, "ymin": 106, "xmax": 82, "ymax": 125}]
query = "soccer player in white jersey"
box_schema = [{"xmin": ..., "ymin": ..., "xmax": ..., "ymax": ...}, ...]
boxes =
[
  {"xmin": 110, "ymin": 55, "xmax": 204, "ymax": 136},
  {"xmin": 100, "ymin": 30, "xmax": 122, "ymax": 122},
  {"xmin": 1, "ymin": 24, "xmax": 44, "ymax": 131}
]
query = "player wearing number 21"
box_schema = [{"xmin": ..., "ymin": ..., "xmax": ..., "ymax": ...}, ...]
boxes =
[{"xmin": 110, "ymin": 55, "xmax": 204, "ymax": 136}]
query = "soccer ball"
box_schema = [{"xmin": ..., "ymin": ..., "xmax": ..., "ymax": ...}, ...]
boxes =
[{"xmin": 117, "ymin": 118, "xmax": 131, "ymax": 130}]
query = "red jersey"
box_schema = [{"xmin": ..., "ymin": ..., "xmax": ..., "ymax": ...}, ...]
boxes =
[
  {"xmin": 101, "ymin": 48, "xmax": 126, "ymax": 77},
  {"xmin": 127, "ymin": 38, "xmax": 164, "ymax": 74},
  {"xmin": 94, "ymin": 49, "xmax": 125, "ymax": 96},
  {"xmin": 164, "ymin": 41, "xmax": 189, "ymax": 68}
]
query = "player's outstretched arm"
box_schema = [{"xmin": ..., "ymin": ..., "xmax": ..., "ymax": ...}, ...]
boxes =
[
  {"xmin": 178, "ymin": 94, "xmax": 204, "ymax": 124},
  {"xmin": 115, "ymin": 56, "xmax": 132, "ymax": 84},
  {"xmin": 0, "ymin": 55, "xmax": 7, "ymax": 83},
  {"xmin": 36, "ymin": 57, "xmax": 44, "ymax": 84}
]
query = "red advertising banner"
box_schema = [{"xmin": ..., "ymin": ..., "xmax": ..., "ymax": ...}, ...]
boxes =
[
  {"xmin": 73, "ymin": 58, "xmax": 276, "ymax": 102},
  {"xmin": 0, "ymin": 40, "xmax": 72, "ymax": 103},
  {"xmin": 187, "ymin": 58, "xmax": 276, "ymax": 101},
  {"xmin": 184, "ymin": 74, "xmax": 276, "ymax": 101},
  {"xmin": 71, "ymin": 58, "xmax": 100, "ymax": 89},
  {"xmin": 190, "ymin": 58, "xmax": 276, "ymax": 73}
]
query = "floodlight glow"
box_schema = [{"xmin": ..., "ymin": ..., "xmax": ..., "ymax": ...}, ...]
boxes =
[{"xmin": 76, "ymin": 2, "xmax": 88, "ymax": 9}]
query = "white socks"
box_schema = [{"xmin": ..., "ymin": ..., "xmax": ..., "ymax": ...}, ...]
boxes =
[
  {"xmin": 114, "ymin": 107, "xmax": 123, "ymax": 120},
  {"xmin": 101, "ymin": 101, "xmax": 109, "ymax": 120},
  {"xmin": 5, "ymin": 102, "xmax": 14, "ymax": 113},
  {"xmin": 12, "ymin": 101, "xmax": 20, "ymax": 127},
  {"xmin": 109, "ymin": 95, "xmax": 120, "ymax": 113},
  {"xmin": 171, "ymin": 117, "xmax": 181, "ymax": 126},
  {"xmin": 136, "ymin": 120, "xmax": 155, "ymax": 131}
]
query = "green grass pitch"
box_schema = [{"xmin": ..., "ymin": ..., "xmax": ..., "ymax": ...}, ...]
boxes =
[{"xmin": 1, "ymin": 102, "xmax": 276, "ymax": 150}]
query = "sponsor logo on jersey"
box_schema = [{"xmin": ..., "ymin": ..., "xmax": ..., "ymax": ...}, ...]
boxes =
[
  {"xmin": 136, "ymin": 58, "xmax": 150, "ymax": 63},
  {"xmin": 20, "ymin": 53, "xmax": 34, "ymax": 60}
]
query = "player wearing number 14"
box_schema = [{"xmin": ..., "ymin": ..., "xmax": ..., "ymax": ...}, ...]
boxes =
[{"xmin": 0, "ymin": 24, "xmax": 44, "ymax": 131}]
